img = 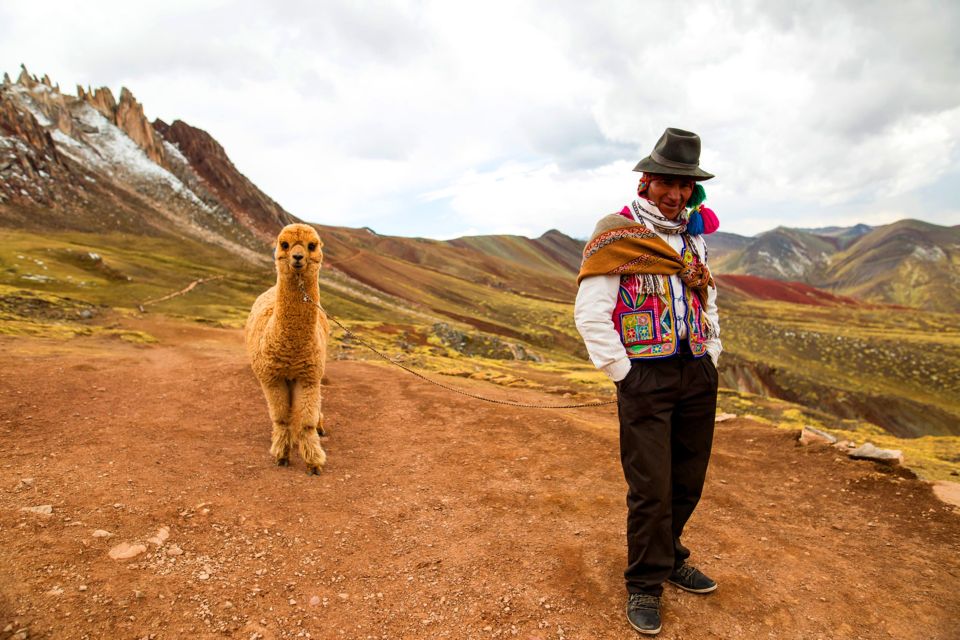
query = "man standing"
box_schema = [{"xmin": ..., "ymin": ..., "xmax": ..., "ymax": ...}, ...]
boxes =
[{"xmin": 574, "ymin": 128, "xmax": 721, "ymax": 635}]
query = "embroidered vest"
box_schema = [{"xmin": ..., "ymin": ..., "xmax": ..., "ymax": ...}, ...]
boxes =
[{"xmin": 611, "ymin": 209, "xmax": 709, "ymax": 359}]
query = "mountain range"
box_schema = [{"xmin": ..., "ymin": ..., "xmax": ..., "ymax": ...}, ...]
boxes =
[
  {"xmin": 1, "ymin": 66, "xmax": 958, "ymax": 443},
  {"xmin": 712, "ymin": 221, "xmax": 960, "ymax": 313}
]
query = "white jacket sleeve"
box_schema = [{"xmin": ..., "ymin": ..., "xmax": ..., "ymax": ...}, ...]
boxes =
[
  {"xmin": 697, "ymin": 235, "xmax": 722, "ymax": 366},
  {"xmin": 703, "ymin": 281, "xmax": 722, "ymax": 366},
  {"xmin": 574, "ymin": 275, "xmax": 632, "ymax": 382}
]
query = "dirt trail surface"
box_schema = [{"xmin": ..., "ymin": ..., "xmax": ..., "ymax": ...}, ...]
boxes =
[{"xmin": 1, "ymin": 319, "xmax": 958, "ymax": 640}]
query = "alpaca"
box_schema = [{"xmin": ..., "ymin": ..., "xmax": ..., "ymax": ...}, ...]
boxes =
[{"xmin": 245, "ymin": 223, "xmax": 330, "ymax": 474}]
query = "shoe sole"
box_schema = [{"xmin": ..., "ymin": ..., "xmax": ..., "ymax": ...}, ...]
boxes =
[
  {"xmin": 625, "ymin": 603, "xmax": 662, "ymax": 635},
  {"xmin": 666, "ymin": 579, "xmax": 717, "ymax": 594}
]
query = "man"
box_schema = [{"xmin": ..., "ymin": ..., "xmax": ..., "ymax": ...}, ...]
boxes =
[{"xmin": 574, "ymin": 127, "xmax": 721, "ymax": 635}]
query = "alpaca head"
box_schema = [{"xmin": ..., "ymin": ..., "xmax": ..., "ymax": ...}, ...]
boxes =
[{"xmin": 274, "ymin": 224, "xmax": 323, "ymax": 279}]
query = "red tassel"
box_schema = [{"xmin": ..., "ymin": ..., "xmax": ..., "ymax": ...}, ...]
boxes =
[{"xmin": 700, "ymin": 206, "xmax": 719, "ymax": 234}]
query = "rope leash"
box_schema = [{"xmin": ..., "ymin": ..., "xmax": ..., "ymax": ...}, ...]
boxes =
[{"xmin": 297, "ymin": 279, "xmax": 617, "ymax": 409}]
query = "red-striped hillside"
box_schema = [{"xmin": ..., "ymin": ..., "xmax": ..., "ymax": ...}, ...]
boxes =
[{"xmin": 716, "ymin": 274, "xmax": 859, "ymax": 307}]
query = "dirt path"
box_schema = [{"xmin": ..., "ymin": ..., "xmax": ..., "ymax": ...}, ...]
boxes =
[{"xmin": 0, "ymin": 319, "xmax": 958, "ymax": 640}]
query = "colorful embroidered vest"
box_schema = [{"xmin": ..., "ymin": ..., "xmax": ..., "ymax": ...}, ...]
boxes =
[
  {"xmin": 613, "ymin": 273, "xmax": 709, "ymax": 359},
  {"xmin": 611, "ymin": 208, "xmax": 709, "ymax": 359}
]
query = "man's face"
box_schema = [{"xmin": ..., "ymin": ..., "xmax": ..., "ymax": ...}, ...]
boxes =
[{"xmin": 646, "ymin": 176, "xmax": 694, "ymax": 220}]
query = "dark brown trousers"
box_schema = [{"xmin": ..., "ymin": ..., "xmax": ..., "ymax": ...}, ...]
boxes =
[{"xmin": 616, "ymin": 346, "xmax": 718, "ymax": 595}]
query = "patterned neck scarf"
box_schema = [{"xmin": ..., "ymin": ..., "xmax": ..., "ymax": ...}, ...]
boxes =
[{"xmin": 631, "ymin": 198, "xmax": 688, "ymax": 235}]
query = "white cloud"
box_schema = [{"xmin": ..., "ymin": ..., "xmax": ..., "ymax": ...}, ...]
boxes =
[{"xmin": 1, "ymin": 0, "xmax": 958, "ymax": 239}]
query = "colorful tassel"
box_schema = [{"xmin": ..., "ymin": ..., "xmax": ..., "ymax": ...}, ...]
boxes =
[
  {"xmin": 687, "ymin": 183, "xmax": 707, "ymax": 208},
  {"xmin": 686, "ymin": 210, "xmax": 705, "ymax": 236},
  {"xmin": 700, "ymin": 206, "xmax": 719, "ymax": 234}
]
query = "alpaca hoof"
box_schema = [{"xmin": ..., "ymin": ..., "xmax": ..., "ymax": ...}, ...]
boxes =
[
  {"xmin": 306, "ymin": 465, "xmax": 322, "ymax": 475},
  {"xmin": 276, "ymin": 457, "xmax": 289, "ymax": 467}
]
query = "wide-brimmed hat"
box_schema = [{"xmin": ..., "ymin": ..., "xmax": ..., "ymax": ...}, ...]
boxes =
[{"xmin": 633, "ymin": 127, "xmax": 714, "ymax": 181}]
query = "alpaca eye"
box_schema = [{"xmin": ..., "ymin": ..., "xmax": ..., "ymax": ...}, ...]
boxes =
[
  {"xmin": 308, "ymin": 243, "xmax": 317, "ymax": 251},
  {"xmin": 280, "ymin": 241, "xmax": 289, "ymax": 250}
]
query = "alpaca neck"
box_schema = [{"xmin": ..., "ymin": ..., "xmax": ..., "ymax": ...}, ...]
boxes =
[{"xmin": 272, "ymin": 272, "xmax": 320, "ymax": 338}]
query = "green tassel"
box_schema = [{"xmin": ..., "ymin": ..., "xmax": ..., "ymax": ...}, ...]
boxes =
[{"xmin": 688, "ymin": 183, "xmax": 707, "ymax": 208}]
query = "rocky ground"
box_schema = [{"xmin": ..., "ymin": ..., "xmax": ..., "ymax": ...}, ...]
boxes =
[{"xmin": 0, "ymin": 317, "xmax": 958, "ymax": 639}]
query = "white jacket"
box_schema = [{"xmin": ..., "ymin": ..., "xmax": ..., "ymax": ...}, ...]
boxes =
[{"xmin": 574, "ymin": 216, "xmax": 722, "ymax": 383}]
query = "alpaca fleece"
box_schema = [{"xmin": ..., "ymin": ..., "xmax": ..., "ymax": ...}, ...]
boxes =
[{"xmin": 245, "ymin": 223, "xmax": 330, "ymax": 474}]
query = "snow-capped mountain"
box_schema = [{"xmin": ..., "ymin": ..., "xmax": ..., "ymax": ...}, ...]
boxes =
[{"xmin": 0, "ymin": 65, "xmax": 292, "ymax": 264}]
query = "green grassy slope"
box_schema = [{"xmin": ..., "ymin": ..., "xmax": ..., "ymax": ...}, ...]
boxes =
[
  {"xmin": 718, "ymin": 298, "xmax": 960, "ymax": 437},
  {"xmin": 0, "ymin": 228, "xmax": 399, "ymax": 332}
]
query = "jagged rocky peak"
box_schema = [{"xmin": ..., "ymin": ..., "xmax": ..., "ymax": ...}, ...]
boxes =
[
  {"xmin": 0, "ymin": 93, "xmax": 57, "ymax": 157},
  {"xmin": 81, "ymin": 86, "xmax": 117, "ymax": 121},
  {"xmin": 70, "ymin": 82, "xmax": 167, "ymax": 167},
  {"xmin": 16, "ymin": 65, "xmax": 37, "ymax": 89},
  {"xmin": 0, "ymin": 77, "xmax": 72, "ymax": 205},
  {"xmin": 115, "ymin": 87, "xmax": 166, "ymax": 166},
  {"xmin": 9, "ymin": 68, "xmax": 79, "ymax": 138}
]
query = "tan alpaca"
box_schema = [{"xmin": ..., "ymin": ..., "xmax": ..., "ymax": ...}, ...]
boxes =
[{"xmin": 245, "ymin": 224, "xmax": 330, "ymax": 474}]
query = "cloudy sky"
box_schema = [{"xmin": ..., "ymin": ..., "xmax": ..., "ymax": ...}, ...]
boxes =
[{"xmin": 2, "ymin": 0, "xmax": 958, "ymax": 239}]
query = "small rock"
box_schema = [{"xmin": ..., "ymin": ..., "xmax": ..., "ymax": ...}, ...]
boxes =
[
  {"xmin": 78, "ymin": 585, "xmax": 88, "ymax": 592},
  {"xmin": 309, "ymin": 595, "xmax": 321, "ymax": 606},
  {"xmin": 166, "ymin": 545, "xmax": 184, "ymax": 556},
  {"xmin": 92, "ymin": 529, "xmax": 112, "ymax": 538},
  {"xmin": 108, "ymin": 542, "xmax": 147, "ymax": 560},
  {"xmin": 715, "ymin": 413, "xmax": 736, "ymax": 423},
  {"xmin": 337, "ymin": 593, "xmax": 349, "ymax": 600},
  {"xmin": 798, "ymin": 426, "xmax": 837, "ymax": 446},
  {"xmin": 46, "ymin": 586, "xmax": 64, "ymax": 596},
  {"xmin": 20, "ymin": 505, "xmax": 52, "ymax": 516},
  {"xmin": 15, "ymin": 478, "xmax": 34, "ymax": 490},
  {"xmin": 198, "ymin": 572, "xmax": 210, "ymax": 581},
  {"xmin": 847, "ymin": 442, "xmax": 903, "ymax": 466},
  {"xmin": 146, "ymin": 526, "xmax": 170, "ymax": 546}
]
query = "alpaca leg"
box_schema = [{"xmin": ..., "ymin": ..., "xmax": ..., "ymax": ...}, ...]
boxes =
[
  {"xmin": 261, "ymin": 380, "xmax": 292, "ymax": 465},
  {"xmin": 298, "ymin": 428, "xmax": 327, "ymax": 475},
  {"xmin": 292, "ymin": 380, "xmax": 326, "ymax": 474}
]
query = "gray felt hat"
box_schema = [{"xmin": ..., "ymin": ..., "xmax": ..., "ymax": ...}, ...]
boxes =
[{"xmin": 633, "ymin": 127, "xmax": 714, "ymax": 180}]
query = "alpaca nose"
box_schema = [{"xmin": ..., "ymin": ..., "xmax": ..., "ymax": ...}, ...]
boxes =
[{"xmin": 292, "ymin": 252, "xmax": 304, "ymax": 263}]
